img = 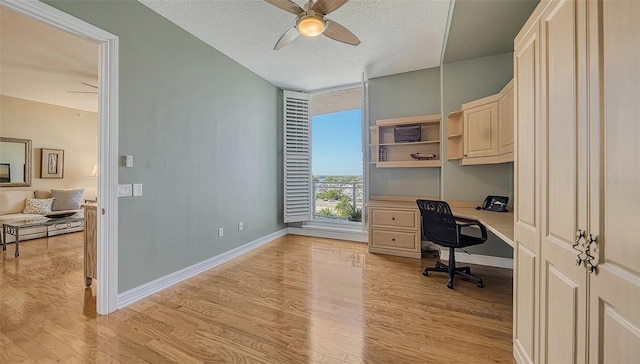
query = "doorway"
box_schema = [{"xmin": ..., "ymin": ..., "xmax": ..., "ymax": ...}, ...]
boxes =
[{"xmin": 1, "ymin": 0, "xmax": 119, "ymax": 314}]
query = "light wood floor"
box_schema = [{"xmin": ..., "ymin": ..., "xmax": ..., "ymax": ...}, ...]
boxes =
[{"xmin": 1, "ymin": 232, "xmax": 514, "ymax": 363}]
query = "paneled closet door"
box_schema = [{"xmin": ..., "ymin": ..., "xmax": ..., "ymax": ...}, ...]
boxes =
[
  {"xmin": 513, "ymin": 17, "xmax": 541, "ymax": 364},
  {"xmin": 538, "ymin": 0, "xmax": 588, "ymax": 362},
  {"xmin": 588, "ymin": 1, "xmax": 640, "ymax": 362}
]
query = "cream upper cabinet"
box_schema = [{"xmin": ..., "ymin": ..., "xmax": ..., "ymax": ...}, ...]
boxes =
[
  {"xmin": 448, "ymin": 80, "xmax": 514, "ymax": 165},
  {"xmin": 513, "ymin": 1, "xmax": 640, "ymax": 363},
  {"xmin": 498, "ymin": 81, "xmax": 514, "ymax": 155},
  {"xmin": 463, "ymin": 97, "xmax": 499, "ymax": 158}
]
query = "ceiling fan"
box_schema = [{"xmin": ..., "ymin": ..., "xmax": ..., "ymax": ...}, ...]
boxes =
[
  {"xmin": 67, "ymin": 82, "xmax": 98, "ymax": 94},
  {"xmin": 265, "ymin": 0, "xmax": 361, "ymax": 50}
]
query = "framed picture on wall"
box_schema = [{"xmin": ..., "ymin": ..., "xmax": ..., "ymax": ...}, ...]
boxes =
[
  {"xmin": 0, "ymin": 163, "xmax": 10, "ymax": 183},
  {"xmin": 41, "ymin": 148, "xmax": 64, "ymax": 178}
]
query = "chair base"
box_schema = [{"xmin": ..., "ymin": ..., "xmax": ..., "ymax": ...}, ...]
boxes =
[{"xmin": 422, "ymin": 261, "xmax": 484, "ymax": 289}]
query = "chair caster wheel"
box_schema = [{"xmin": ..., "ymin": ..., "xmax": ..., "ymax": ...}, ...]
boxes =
[
  {"xmin": 477, "ymin": 282, "xmax": 484, "ymax": 288},
  {"xmin": 447, "ymin": 281, "xmax": 454, "ymax": 289},
  {"xmin": 422, "ymin": 270, "xmax": 429, "ymax": 276}
]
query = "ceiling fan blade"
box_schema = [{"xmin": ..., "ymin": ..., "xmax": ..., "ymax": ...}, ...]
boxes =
[
  {"xmin": 323, "ymin": 19, "xmax": 360, "ymax": 45},
  {"xmin": 274, "ymin": 27, "xmax": 301, "ymax": 50},
  {"xmin": 264, "ymin": 0, "xmax": 303, "ymax": 15},
  {"xmin": 312, "ymin": 0, "xmax": 348, "ymax": 15},
  {"xmin": 81, "ymin": 82, "xmax": 98, "ymax": 89}
]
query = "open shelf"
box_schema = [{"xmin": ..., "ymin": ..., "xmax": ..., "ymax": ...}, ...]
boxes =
[
  {"xmin": 370, "ymin": 113, "xmax": 442, "ymax": 168},
  {"xmin": 379, "ymin": 140, "xmax": 440, "ymax": 146},
  {"xmin": 447, "ymin": 110, "xmax": 464, "ymax": 160},
  {"xmin": 375, "ymin": 160, "xmax": 442, "ymax": 168}
]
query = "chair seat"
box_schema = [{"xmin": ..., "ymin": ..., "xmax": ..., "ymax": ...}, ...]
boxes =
[
  {"xmin": 430, "ymin": 233, "xmax": 485, "ymax": 249},
  {"xmin": 459, "ymin": 233, "xmax": 486, "ymax": 248}
]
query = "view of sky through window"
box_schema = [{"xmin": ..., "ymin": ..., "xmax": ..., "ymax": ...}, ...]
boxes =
[{"xmin": 312, "ymin": 109, "xmax": 362, "ymax": 176}]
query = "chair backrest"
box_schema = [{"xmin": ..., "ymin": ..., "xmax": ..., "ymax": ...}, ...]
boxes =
[{"xmin": 416, "ymin": 200, "xmax": 458, "ymax": 246}]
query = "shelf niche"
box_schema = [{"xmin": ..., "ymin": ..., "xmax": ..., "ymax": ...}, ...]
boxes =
[{"xmin": 370, "ymin": 114, "xmax": 441, "ymax": 168}]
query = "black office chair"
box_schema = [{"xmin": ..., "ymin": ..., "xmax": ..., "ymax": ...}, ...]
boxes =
[{"xmin": 416, "ymin": 200, "xmax": 488, "ymax": 289}]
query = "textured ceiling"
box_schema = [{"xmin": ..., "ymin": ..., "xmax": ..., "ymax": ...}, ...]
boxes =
[
  {"xmin": 444, "ymin": 0, "xmax": 539, "ymax": 63},
  {"xmin": 0, "ymin": 6, "xmax": 99, "ymax": 113},
  {"xmin": 0, "ymin": 0, "xmax": 540, "ymax": 113},
  {"xmin": 138, "ymin": 0, "xmax": 451, "ymax": 92}
]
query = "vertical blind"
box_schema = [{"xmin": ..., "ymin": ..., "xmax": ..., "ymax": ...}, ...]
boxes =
[{"xmin": 283, "ymin": 90, "xmax": 311, "ymax": 223}]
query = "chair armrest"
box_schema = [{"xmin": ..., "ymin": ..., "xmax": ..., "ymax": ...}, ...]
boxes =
[
  {"xmin": 455, "ymin": 217, "xmax": 488, "ymax": 240},
  {"xmin": 454, "ymin": 215, "xmax": 479, "ymax": 224}
]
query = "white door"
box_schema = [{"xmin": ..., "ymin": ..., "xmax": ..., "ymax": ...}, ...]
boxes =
[
  {"xmin": 513, "ymin": 16, "xmax": 541, "ymax": 364},
  {"xmin": 538, "ymin": 0, "xmax": 588, "ymax": 362},
  {"xmin": 588, "ymin": 1, "xmax": 640, "ymax": 362}
]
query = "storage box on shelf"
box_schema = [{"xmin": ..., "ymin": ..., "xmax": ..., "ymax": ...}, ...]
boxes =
[
  {"xmin": 370, "ymin": 114, "xmax": 441, "ymax": 168},
  {"xmin": 447, "ymin": 80, "xmax": 514, "ymax": 165}
]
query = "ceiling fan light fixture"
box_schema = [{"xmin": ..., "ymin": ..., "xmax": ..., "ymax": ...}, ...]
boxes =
[{"xmin": 297, "ymin": 15, "xmax": 326, "ymax": 37}]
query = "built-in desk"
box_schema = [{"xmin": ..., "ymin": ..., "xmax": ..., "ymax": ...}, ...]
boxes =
[
  {"xmin": 367, "ymin": 197, "xmax": 514, "ymax": 258},
  {"xmin": 449, "ymin": 207, "xmax": 513, "ymax": 247}
]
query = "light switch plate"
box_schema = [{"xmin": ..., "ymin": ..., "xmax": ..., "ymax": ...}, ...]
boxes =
[
  {"xmin": 125, "ymin": 155, "xmax": 133, "ymax": 167},
  {"xmin": 118, "ymin": 184, "xmax": 132, "ymax": 197},
  {"xmin": 133, "ymin": 183, "xmax": 143, "ymax": 196}
]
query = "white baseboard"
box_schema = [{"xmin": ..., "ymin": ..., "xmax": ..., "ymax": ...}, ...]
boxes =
[
  {"xmin": 117, "ymin": 228, "xmax": 288, "ymax": 309},
  {"xmin": 439, "ymin": 249, "xmax": 513, "ymax": 269},
  {"xmin": 287, "ymin": 224, "xmax": 368, "ymax": 243}
]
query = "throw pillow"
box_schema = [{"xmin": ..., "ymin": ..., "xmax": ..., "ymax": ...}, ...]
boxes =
[
  {"xmin": 51, "ymin": 189, "xmax": 84, "ymax": 211},
  {"xmin": 23, "ymin": 198, "xmax": 55, "ymax": 215},
  {"xmin": 35, "ymin": 190, "xmax": 52, "ymax": 199}
]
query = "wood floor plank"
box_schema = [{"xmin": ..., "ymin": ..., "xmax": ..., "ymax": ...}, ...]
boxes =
[{"xmin": 1, "ymin": 232, "xmax": 515, "ymax": 363}]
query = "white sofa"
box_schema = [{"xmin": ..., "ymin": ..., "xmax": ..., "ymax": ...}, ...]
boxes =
[{"xmin": 0, "ymin": 189, "xmax": 84, "ymax": 244}]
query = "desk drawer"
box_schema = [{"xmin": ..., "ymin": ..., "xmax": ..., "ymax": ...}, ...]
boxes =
[
  {"xmin": 371, "ymin": 229, "xmax": 419, "ymax": 251},
  {"xmin": 370, "ymin": 208, "xmax": 418, "ymax": 229}
]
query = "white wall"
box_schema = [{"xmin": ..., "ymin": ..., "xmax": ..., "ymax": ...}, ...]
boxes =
[{"xmin": 0, "ymin": 95, "xmax": 98, "ymax": 199}]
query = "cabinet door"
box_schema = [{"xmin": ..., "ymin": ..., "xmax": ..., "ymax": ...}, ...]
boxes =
[
  {"xmin": 588, "ymin": 1, "xmax": 640, "ymax": 362},
  {"xmin": 513, "ymin": 16, "xmax": 541, "ymax": 364},
  {"xmin": 498, "ymin": 85, "xmax": 514, "ymax": 155},
  {"xmin": 539, "ymin": 0, "xmax": 588, "ymax": 363},
  {"xmin": 463, "ymin": 102, "xmax": 499, "ymax": 158}
]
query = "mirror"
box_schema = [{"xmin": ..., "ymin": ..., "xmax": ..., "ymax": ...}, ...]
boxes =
[{"xmin": 0, "ymin": 137, "xmax": 32, "ymax": 187}]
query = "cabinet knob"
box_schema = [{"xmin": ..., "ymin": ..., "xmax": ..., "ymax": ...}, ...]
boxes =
[
  {"xmin": 392, "ymin": 238, "xmax": 395, "ymax": 241},
  {"xmin": 392, "ymin": 217, "xmax": 395, "ymax": 220}
]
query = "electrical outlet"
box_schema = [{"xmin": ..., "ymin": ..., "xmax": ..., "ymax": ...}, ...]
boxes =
[
  {"xmin": 218, "ymin": 227, "xmax": 223, "ymax": 237},
  {"xmin": 133, "ymin": 183, "xmax": 143, "ymax": 196},
  {"xmin": 238, "ymin": 222, "xmax": 243, "ymax": 231}
]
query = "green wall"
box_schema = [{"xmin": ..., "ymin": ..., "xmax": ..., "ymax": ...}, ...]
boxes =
[
  {"xmin": 45, "ymin": 0, "xmax": 285, "ymax": 292},
  {"xmin": 442, "ymin": 52, "xmax": 514, "ymax": 258},
  {"xmin": 368, "ymin": 68, "xmax": 441, "ymax": 197}
]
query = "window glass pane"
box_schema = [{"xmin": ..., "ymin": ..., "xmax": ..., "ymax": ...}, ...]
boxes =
[{"xmin": 311, "ymin": 109, "xmax": 363, "ymax": 222}]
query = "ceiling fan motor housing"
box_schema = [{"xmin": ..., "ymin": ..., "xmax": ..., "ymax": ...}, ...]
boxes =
[{"xmin": 297, "ymin": 11, "xmax": 326, "ymax": 37}]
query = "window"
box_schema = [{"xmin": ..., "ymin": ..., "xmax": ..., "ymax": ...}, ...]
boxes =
[
  {"xmin": 311, "ymin": 109, "xmax": 363, "ymax": 223},
  {"xmin": 283, "ymin": 87, "xmax": 364, "ymax": 225}
]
